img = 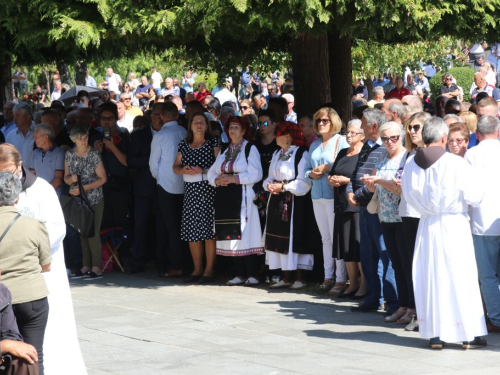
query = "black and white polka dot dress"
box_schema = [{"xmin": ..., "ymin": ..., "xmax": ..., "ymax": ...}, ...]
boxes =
[{"xmin": 178, "ymin": 137, "xmax": 221, "ymax": 242}]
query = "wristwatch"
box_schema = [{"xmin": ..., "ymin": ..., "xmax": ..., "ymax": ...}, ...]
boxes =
[{"xmin": 281, "ymin": 183, "xmax": 285, "ymax": 192}]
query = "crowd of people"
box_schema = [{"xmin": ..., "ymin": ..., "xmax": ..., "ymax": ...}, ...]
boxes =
[{"xmin": 0, "ymin": 58, "xmax": 500, "ymax": 373}]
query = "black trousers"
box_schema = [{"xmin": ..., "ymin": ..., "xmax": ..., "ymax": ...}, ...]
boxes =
[
  {"xmin": 157, "ymin": 186, "xmax": 184, "ymax": 272},
  {"xmin": 12, "ymin": 297, "xmax": 49, "ymax": 375},
  {"xmin": 234, "ymin": 255, "xmax": 261, "ymax": 278},
  {"xmin": 401, "ymin": 217, "xmax": 419, "ymax": 309},
  {"xmin": 381, "ymin": 222, "xmax": 411, "ymax": 308},
  {"xmin": 132, "ymin": 192, "xmax": 167, "ymax": 267}
]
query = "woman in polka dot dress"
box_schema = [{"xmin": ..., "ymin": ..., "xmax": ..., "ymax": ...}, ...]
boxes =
[{"xmin": 173, "ymin": 113, "xmax": 221, "ymax": 284}]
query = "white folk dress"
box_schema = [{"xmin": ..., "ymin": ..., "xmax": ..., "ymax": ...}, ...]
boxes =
[
  {"xmin": 401, "ymin": 153, "xmax": 487, "ymax": 342},
  {"xmin": 208, "ymin": 140, "xmax": 264, "ymax": 256},
  {"xmin": 17, "ymin": 177, "xmax": 87, "ymax": 375},
  {"xmin": 263, "ymin": 147, "xmax": 313, "ymax": 271}
]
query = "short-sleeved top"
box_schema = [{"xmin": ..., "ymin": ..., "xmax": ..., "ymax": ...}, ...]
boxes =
[
  {"xmin": 30, "ymin": 145, "xmax": 65, "ymax": 184},
  {"xmin": 182, "ymin": 78, "xmax": 195, "ymax": 93},
  {"xmin": 65, "ymin": 146, "xmax": 103, "ymax": 205},
  {"xmin": 440, "ymin": 83, "xmax": 459, "ymax": 95},
  {"xmin": 330, "ymin": 148, "xmax": 359, "ymax": 214},
  {"xmin": 375, "ymin": 151, "xmax": 406, "ymax": 223},
  {"xmin": 135, "ymin": 84, "xmax": 153, "ymax": 106},
  {"xmin": 178, "ymin": 137, "xmax": 221, "ymax": 171}
]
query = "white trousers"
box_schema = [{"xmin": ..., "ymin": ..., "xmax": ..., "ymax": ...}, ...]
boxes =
[{"xmin": 312, "ymin": 198, "xmax": 346, "ymax": 282}]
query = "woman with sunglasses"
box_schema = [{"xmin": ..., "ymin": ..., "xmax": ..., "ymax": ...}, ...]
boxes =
[
  {"xmin": 448, "ymin": 123, "xmax": 470, "ymax": 157},
  {"xmin": 240, "ymin": 99, "xmax": 254, "ymax": 116},
  {"xmin": 361, "ymin": 121, "xmax": 409, "ymax": 324},
  {"xmin": 394, "ymin": 111, "xmax": 430, "ymax": 330},
  {"xmin": 305, "ymin": 107, "xmax": 348, "ymax": 295}
]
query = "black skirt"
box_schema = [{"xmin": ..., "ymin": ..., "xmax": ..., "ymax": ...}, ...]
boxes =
[
  {"xmin": 333, "ymin": 211, "xmax": 360, "ymax": 262},
  {"xmin": 265, "ymin": 191, "xmax": 293, "ymax": 254},
  {"xmin": 214, "ymin": 183, "xmax": 242, "ymax": 241}
]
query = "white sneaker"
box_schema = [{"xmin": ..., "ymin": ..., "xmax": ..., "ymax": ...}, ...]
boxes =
[
  {"xmin": 289, "ymin": 281, "xmax": 307, "ymax": 290},
  {"xmin": 269, "ymin": 280, "xmax": 292, "ymax": 289},
  {"xmin": 226, "ymin": 276, "xmax": 245, "ymax": 286},
  {"xmin": 405, "ymin": 317, "xmax": 419, "ymax": 331},
  {"xmin": 271, "ymin": 275, "xmax": 281, "ymax": 284}
]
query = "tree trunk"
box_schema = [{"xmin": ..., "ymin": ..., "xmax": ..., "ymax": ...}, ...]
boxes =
[
  {"xmin": 328, "ymin": 29, "xmax": 352, "ymax": 125},
  {"xmin": 365, "ymin": 77, "xmax": 374, "ymax": 101},
  {"xmin": 57, "ymin": 62, "xmax": 72, "ymax": 87},
  {"xmin": 75, "ymin": 61, "xmax": 87, "ymax": 86},
  {"xmin": 291, "ymin": 33, "xmax": 330, "ymax": 116},
  {"xmin": 0, "ymin": 62, "xmax": 13, "ymax": 108}
]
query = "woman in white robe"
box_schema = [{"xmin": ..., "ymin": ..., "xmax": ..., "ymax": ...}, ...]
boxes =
[
  {"xmin": 0, "ymin": 143, "xmax": 87, "ymax": 374},
  {"xmin": 401, "ymin": 121, "xmax": 487, "ymax": 347}
]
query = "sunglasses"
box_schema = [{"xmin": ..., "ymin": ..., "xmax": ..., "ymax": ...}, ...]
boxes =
[
  {"xmin": 448, "ymin": 138, "xmax": 465, "ymax": 145},
  {"xmin": 408, "ymin": 124, "xmax": 421, "ymax": 132},
  {"xmin": 381, "ymin": 135, "xmax": 400, "ymax": 143},
  {"xmin": 241, "ymin": 106, "xmax": 249, "ymax": 110},
  {"xmin": 316, "ymin": 118, "xmax": 330, "ymax": 124},
  {"xmin": 258, "ymin": 121, "xmax": 270, "ymax": 127}
]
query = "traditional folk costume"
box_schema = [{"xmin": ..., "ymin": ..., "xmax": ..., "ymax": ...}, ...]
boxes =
[{"xmin": 401, "ymin": 147, "xmax": 487, "ymax": 343}]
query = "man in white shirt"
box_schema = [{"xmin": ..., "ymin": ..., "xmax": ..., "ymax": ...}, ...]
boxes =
[
  {"xmin": 50, "ymin": 80, "xmax": 62, "ymax": 101},
  {"xmin": 465, "ymin": 115, "xmax": 500, "ymax": 334},
  {"xmin": 214, "ymin": 78, "xmax": 238, "ymax": 107},
  {"xmin": 151, "ymin": 67, "xmax": 162, "ymax": 95},
  {"xmin": 116, "ymin": 101, "xmax": 134, "ymax": 133},
  {"xmin": 6, "ymin": 103, "xmax": 36, "ymax": 164},
  {"xmin": 105, "ymin": 67, "xmax": 122, "ymax": 95},
  {"xmin": 149, "ymin": 102, "xmax": 187, "ymax": 278},
  {"xmin": 282, "ymin": 93, "xmax": 297, "ymax": 123}
]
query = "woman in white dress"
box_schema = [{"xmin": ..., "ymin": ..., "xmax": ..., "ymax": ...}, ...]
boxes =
[
  {"xmin": 208, "ymin": 116, "xmax": 264, "ymax": 286},
  {"xmin": 263, "ymin": 121, "xmax": 313, "ymax": 290},
  {"xmin": 0, "ymin": 144, "xmax": 87, "ymax": 374}
]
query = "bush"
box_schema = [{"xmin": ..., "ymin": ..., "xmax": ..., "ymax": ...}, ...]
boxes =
[{"xmin": 429, "ymin": 67, "xmax": 476, "ymax": 103}]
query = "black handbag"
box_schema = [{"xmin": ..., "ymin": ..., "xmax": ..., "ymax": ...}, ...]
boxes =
[{"xmin": 60, "ymin": 176, "xmax": 95, "ymax": 238}]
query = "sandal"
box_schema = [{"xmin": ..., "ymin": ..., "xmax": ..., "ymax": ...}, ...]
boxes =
[
  {"xmin": 82, "ymin": 271, "xmax": 103, "ymax": 280},
  {"xmin": 384, "ymin": 307, "xmax": 407, "ymax": 322},
  {"xmin": 328, "ymin": 282, "xmax": 347, "ymax": 296},
  {"xmin": 397, "ymin": 308, "xmax": 415, "ymax": 325},
  {"xmin": 319, "ymin": 279, "xmax": 334, "ymax": 290},
  {"xmin": 245, "ymin": 277, "xmax": 260, "ymax": 287},
  {"xmin": 226, "ymin": 276, "xmax": 245, "ymax": 286},
  {"xmin": 69, "ymin": 269, "xmax": 84, "ymax": 279}
]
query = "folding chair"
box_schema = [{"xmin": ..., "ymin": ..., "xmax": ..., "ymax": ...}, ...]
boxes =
[{"xmin": 100, "ymin": 227, "xmax": 127, "ymax": 272}]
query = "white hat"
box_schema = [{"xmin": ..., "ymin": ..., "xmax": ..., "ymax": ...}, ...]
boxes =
[{"xmin": 469, "ymin": 43, "xmax": 484, "ymax": 54}]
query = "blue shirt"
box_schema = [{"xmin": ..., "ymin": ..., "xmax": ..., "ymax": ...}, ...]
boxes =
[
  {"xmin": 6, "ymin": 122, "xmax": 35, "ymax": 164},
  {"xmin": 149, "ymin": 121, "xmax": 187, "ymax": 194},
  {"xmin": 305, "ymin": 134, "xmax": 349, "ymax": 199},
  {"xmin": 29, "ymin": 145, "xmax": 65, "ymax": 195},
  {"xmin": 1, "ymin": 120, "xmax": 16, "ymax": 138},
  {"xmin": 136, "ymin": 84, "xmax": 152, "ymax": 106},
  {"xmin": 86, "ymin": 76, "xmax": 97, "ymax": 88},
  {"xmin": 373, "ymin": 79, "xmax": 388, "ymax": 88}
]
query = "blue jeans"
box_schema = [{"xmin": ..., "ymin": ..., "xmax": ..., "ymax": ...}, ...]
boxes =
[
  {"xmin": 359, "ymin": 207, "xmax": 399, "ymax": 310},
  {"xmin": 472, "ymin": 234, "xmax": 500, "ymax": 326}
]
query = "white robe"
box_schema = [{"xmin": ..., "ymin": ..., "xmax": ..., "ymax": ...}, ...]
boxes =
[
  {"xmin": 401, "ymin": 153, "xmax": 487, "ymax": 342},
  {"xmin": 208, "ymin": 141, "xmax": 264, "ymax": 255},
  {"xmin": 16, "ymin": 177, "xmax": 87, "ymax": 375},
  {"xmin": 263, "ymin": 147, "xmax": 313, "ymax": 270}
]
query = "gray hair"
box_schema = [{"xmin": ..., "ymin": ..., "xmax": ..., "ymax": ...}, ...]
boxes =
[
  {"xmin": 379, "ymin": 121, "xmax": 402, "ymax": 136},
  {"xmin": 347, "ymin": 119, "xmax": 363, "ymax": 133},
  {"xmin": 387, "ymin": 101, "xmax": 404, "ymax": 118},
  {"xmin": 34, "ymin": 111, "xmax": 44, "ymax": 124},
  {"xmin": 422, "ymin": 117, "xmax": 449, "ymax": 145},
  {"xmin": 373, "ymin": 86, "xmax": 384, "ymax": 96},
  {"xmin": 0, "ymin": 172, "xmax": 22, "ymax": 206},
  {"xmin": 13, "ymin": 102, "xmax": 33, "ymax": 117},
  {"xmin": 363, "ymin": 108, "xmax": 387, "ymax": 127},
  {"xmin": 477, "ymin": 115, "xmax": 500, "ymax": 135},
  {"xmin": 69, "ymin": 125, "xmax": 89, "ymax": 141},
  {"xmin": 35, "ymin": 123, "xmax": 55, "ymax": 142},
  {"xmin": 443, "ymin": 114, "xmax": 463, "ymax": 123}
]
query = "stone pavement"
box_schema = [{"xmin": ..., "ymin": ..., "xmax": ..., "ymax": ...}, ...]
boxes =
[{"xmin": 71, "ymin": 271, "xmax": 500, "ymax": 375}]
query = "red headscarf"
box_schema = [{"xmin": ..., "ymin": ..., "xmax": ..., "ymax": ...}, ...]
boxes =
[
  {"xmin": 274, "ymin": 121, "xmax": 307, "ymax": 147},
  {"xmin": 225, "ymin": 115, "xmax": 253, "ymax": 142}
]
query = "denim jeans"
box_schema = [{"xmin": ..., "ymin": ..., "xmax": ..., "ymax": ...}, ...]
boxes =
[
  {"xmin": 359, "ymin": 207, "xmax": 399, "ymax": 310},
  {"xmin": 472, "ymin": 234, "xmax": 500, "ymax": 326}
]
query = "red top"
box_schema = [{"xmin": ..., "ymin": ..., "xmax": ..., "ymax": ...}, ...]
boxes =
[
  {"xmin": 386, "ymin": 88, "xmax": 411, "ymax": 100},
  {"xmin": 195, "ymin": 90, "xmax": 211, "ymax": 103}
]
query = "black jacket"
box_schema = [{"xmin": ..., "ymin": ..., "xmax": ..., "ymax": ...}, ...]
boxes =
[{"xmin": 126, "ymin": 127, "xmax": 157, "ymax": 197}]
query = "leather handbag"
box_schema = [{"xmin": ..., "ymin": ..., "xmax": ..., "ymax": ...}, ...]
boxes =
[
  {"xmin": 367, "ymin": 190, "xmax": 379, "ymax": 214},
  {"xmin": 60, "ymin": 176, "xmax": 95, "ymax": 238}
]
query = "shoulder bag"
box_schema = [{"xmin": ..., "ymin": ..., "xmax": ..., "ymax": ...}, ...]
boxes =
[{"xmin": 60, "ymin": 176, "xmax": 95, "ymax": 238}]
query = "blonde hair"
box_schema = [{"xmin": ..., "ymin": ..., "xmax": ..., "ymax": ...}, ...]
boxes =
[
  {"xmin": 459, "ymin": 111, "xmax": 478, "ymax": 132},
  {"xmin": 313, "ymin": 107, "xmax": 342, "ymax": 137},
  {"xmin": 404, "ymin": 112, "xmax": 431, "ymax": 152}
]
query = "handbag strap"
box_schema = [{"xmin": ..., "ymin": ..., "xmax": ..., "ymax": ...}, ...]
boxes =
[
  {"xmin": 332, "ymin": 135, "xmax": 344, "ymax": 163},
  {"xmin": 0, "ymin": 213, "xmax": 21, "ymax": 243},
  {"xmin": 77, "ymin": 175, "xmax": 92, "ymax": 207}
]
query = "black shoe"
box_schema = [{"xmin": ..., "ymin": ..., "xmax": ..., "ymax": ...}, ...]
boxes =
[
  {"xmin": 338, "ymin": 288, "xmax": 359, "ymax": 299},
  {"xmin": 351, "ymin": 293, "xmax": 368, "ymax": 300},
  {"xmin": 462, "ymin": 337, "xmax": 487, "ymax": 349},
  {"xmin": 198, "ymin": 276, "xmax": 214, "ymax": 284},
  {"xmin": 126, "ymin": 265, "xmax": 145, "ymax": 274},
  {"xmin": 183, "ymin": 274, "xmax": 203, "ymax": 283},
  {"xmin": 351, "ymin": 304, "xmax": 382, "ymax": 313}
]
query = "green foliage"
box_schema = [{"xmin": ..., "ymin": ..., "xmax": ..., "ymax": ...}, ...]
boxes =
[{"xmin": 429, "ymin": 67, "xmax": 476, "ymax": 102}]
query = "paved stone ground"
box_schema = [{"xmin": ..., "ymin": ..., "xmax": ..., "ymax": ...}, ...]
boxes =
[{"xmin": 71, "ymin": 270, "xmax": 500, "ymax": 375}]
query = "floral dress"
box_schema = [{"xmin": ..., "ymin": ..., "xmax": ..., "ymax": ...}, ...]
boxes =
[{"xmin": 375, "ymin": 151, "xmax": 406, "ymax": 223}]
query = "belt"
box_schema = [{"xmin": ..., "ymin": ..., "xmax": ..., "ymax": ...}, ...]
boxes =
[{"xmin": 183, "ymin": 173, "xmax": 208, "ymax": 183}]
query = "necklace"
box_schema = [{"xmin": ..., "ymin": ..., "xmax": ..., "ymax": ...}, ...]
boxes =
[
  {"xmin": 225, "ymin": 143, "xmax": 242, "ymax": 162},
  {"xmin": 279, "ymin": 148, "xmax": 293, "ymax": 161}
]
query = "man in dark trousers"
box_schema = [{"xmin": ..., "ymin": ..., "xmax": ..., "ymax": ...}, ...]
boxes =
[{"xmin": 126, "ymin": 103, "xmax": 167, "ymax": 273}]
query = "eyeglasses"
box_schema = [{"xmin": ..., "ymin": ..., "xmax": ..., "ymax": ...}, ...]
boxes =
[
  {"xmin": 381, "ymin": 135, "xmax": 400, "ymax": 143},
  {"xmin": 346, "ymin": 131, "xmax": 363, "ymax": 136},
  {"xmin": 408, "ymin": 124, "xmax": 421, "ymax": 132},
  {"xmin": 241, "ymin": 106, "xmax": 249, "ymax": 110},
  {"xmin": 316, "ymin": 118, "xmax": 330, "ymax": 124},
  {"xmin": 448, "ymin": 138, "xmax": 465, "ymax": 145},
  {"xmin": 445, "ymin": 78, "xmax": 453, "ymax": 81},
  {"xmin": 258, "ymin": 121, "xmax": 270, "ymax": 127}
]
